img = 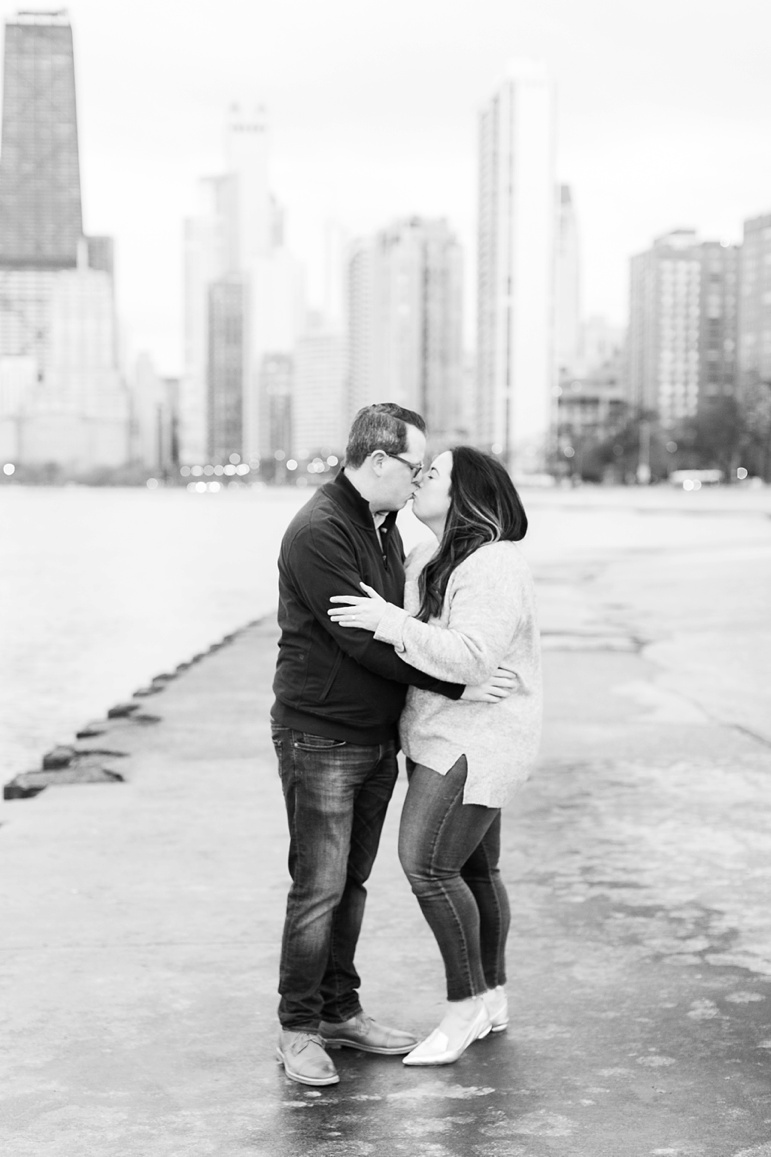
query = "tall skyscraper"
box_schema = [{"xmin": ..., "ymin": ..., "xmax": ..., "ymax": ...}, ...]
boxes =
[
  {"xmin": 556, "ymin": 185, "xmax": 582, "ymax": 380},
  {"xmin": 347, "ymin": 217, "xmax": 463, "ymax": 443},
  {"xmin": 0, "ymin": 11, "xmax": 128, "ymax": 471},
  {"xmin": 477, "ymin": 60, "xmax": 557, "ymax": 471},
  {"xmin": 207, "ymin": 276, "xmax": 247, "ymax": 461},
  {"xmin": 628, "ymin": 229, "xmax": 739, "ymax": 426},
  {"xmin": 181, "ymin": 106, "xmax": 305, "ymax": 467},
  {"xmin": 0, "ymin": 12, "xmax": 82, "ymax": 265},
  {"xmin": 284, "ymin": 222, "xmax": 349, "ymax": 463},
  {"xmin": 737, "ymin": 212, "xmax": 771, "ymax": 396},
  {"xmin": 347, "ymin": 237, "xmax": 377, "ymax": 418},
  {"xmin": 698, "ymin": 241, "xmax": 739, "ymax": 405},
  {"xmin": 181, "ymin": 176, "xmax": 230, "ymax": 464}
]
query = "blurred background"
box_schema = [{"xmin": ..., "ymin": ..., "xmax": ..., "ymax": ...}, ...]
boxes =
[{"xmin": 1, "ymin": 0, "xmax": 769, "ymax": 777}]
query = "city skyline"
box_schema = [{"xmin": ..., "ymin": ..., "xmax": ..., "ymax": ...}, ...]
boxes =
[{"xmin": 1, "ymin": 0, "xmax": 766, "ymax": 375}]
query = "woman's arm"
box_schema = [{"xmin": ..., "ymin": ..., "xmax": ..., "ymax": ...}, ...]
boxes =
[{"xmin": 329, "ymin": 544, "xmax": 525, "ymax": 685}]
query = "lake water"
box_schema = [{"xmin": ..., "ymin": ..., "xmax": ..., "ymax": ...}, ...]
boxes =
[
  {"xmin": 2, "ymin": 482, "xmax": 770, "ymax": 781},
  {"xmin": 0, "ymin": 485, "xmax": 310, "ymax": 778}
]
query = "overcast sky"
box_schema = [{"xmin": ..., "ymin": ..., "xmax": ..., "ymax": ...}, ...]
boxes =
[{"xmin": 2, "ymin": 0, "xmax": 768, "ymax": 375}]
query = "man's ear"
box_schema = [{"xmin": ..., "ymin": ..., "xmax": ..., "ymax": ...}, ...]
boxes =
[{"xmin": 369, "ymin": 450, "xmax": 386, "ymax": 476}]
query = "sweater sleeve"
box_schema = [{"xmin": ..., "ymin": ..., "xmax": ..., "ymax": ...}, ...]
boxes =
[{"xmin": 373, "ymin": 544, "xmax": 523, "ymax": 684}]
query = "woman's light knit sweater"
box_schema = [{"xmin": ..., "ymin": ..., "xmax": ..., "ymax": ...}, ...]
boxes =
[{"xmin": 373, "ymin": 538, "xmax": 542, "ymax": 807}]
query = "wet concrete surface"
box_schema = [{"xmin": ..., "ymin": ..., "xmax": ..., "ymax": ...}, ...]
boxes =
[{"xmin": 2, "ymin": 500, "xmax": 771, "ymax": 1156}]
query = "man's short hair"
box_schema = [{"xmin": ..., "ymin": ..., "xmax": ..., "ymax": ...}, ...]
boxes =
[{"xmin": 344, "ymin": 403, "xmax": 426, "ymax": 469}]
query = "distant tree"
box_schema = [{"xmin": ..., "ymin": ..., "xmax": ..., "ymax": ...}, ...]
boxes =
[
  {"xmin": 677, "ymin": 397, "xmax": 747, "ymax": 478},
  {"xmin": 742, "ymin": 380, "xmax": 771, "ymax": 481},
  {"xmin": 18, "ymin": 461, "xmax": 65, "ymax": 486},
  {"xmin": 572, "ymin": 436, "xmax": 607, "ymax": 483},
  {"xmin": 592, "ymin": 408, "xmax": 667, "ymax": 483}
]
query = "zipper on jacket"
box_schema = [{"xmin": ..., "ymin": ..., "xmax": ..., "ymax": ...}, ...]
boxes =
[{"xmin": 378, "ymin": 524, "xmax": 389, "ymax": 571}]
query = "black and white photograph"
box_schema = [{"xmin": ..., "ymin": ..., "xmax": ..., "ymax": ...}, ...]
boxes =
[{"xmin": 1, "ymin": 1, "xmax": 770, "ymax": 1154}]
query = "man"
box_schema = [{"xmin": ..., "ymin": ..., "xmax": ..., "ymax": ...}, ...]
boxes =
[{"xmin": 271, "ymin": 402, "xmax": 465, "ymax": 1087}]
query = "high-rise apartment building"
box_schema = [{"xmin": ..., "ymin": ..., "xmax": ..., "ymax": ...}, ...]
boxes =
[
  {"xmin": 181, "ymin": 106, "xmax": 305, "ymax": 467},
  {"xmin": 698, "ymin": 241, "xmax": 739, "ymax": 404},
  {"xmin": 0, "ymin": 11, "xmax": 128, "ymax": 471},
  {"xmin": 347, "ymin": 217, "xmax": 463, "ymax": 443},
  {"xmin": 738, "ymin": 212, "xmax": 771, "ymax": 395},
  {"xmin": 347, "ymin": 238, "xmax": 377, "ymax": 418},
  {"xmin": 628, "ymin": 229, "xmax": 738, "ymax": 426},
  {"xmin": 477, "ymin": 60, "xmax": 557, "ymax": 470},
  {"xmin": 292, "ymin": 319, "xmax": 347, "ymax": 460}
]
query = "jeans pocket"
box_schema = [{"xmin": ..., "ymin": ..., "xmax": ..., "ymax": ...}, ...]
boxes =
[
  {"xmin": 271, "ymin": 732, "xmax": 285, "ymax": 776},
  {"xmin": 293, "ymin": 732, "xmax": 347, "ymax": 751}
]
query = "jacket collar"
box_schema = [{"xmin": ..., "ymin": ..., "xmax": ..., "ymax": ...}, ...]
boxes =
[{"xmin": 325, "ymin": 469, "xmax": 399, "ymax": 533}]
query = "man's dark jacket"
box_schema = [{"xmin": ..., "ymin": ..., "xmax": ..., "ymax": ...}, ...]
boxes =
[{"xmin": 272, "ymin": 470, "xmax": 463, "ymax": 744}]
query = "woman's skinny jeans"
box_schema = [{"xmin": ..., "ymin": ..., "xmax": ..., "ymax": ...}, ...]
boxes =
[{"xmin": 398, "ymin": 756, "xmax": 510, "ymax": 1002}]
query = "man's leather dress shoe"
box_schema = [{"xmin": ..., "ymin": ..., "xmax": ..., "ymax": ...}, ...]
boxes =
[
  {"xmin": 276, "ymin": 1030, "xmax": 339, "ymax": 1086},
  {"xmin": 319, "ymin": 1011, "xmax": 417, "ymax": 1055}
]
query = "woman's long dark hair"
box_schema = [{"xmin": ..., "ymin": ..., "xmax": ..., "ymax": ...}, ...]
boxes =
[{"xmin": 416, "ymin": 446, "xmax": 528, "ymax": 622}]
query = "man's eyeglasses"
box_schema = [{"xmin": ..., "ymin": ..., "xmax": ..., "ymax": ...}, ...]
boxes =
[{"xmin": 381, "ymin": 451, "xmax": 424, "ymax": 479}]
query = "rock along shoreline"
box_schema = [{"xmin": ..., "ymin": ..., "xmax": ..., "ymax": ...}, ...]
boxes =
[{"xmin": 3, "ymin": 618, "xmax": 268, "ymax": 802}]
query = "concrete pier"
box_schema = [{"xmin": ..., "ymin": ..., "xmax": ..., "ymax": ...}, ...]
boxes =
[{"xmin": 2, "ymin": 492, "xmax": 771, "ymax": 1156}]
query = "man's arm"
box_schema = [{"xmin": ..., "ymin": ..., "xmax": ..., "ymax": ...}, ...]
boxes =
[{"xmin": 285, "ymin": 518, "xmax": 464, "ymax": 699}]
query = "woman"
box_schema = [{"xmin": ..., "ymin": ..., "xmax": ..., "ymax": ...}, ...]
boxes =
[{"xmin": 328, "ymin": 446, "xmax": 542, "ymax": 1066}]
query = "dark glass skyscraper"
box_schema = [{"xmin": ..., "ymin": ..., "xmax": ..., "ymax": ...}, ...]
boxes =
[
  {"xmin": 0, "ymin": 11, "xmax": 83, "ymax": 268},
  {"xmin": 0, "ymin": 10, "xmax": 129, "ymax": 471}
]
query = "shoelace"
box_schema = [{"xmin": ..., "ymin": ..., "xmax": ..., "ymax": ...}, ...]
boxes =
[{"xmin": 292, "ymin": 1032, "xmax": 325, "ymax": 1053}]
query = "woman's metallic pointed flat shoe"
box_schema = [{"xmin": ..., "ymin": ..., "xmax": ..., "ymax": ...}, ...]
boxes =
[{"xmin": 402, "ymin": 1002, "xmax": 492, "ymax": 1066}]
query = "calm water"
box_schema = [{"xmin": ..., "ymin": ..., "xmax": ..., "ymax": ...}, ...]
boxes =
[
  {"xmin": 0, "ymin": 485, "xmax": 309, "ymax": 776},
  {"xmin": 2, "ymin": 482, "xmax": 770, "ymax": 779}
]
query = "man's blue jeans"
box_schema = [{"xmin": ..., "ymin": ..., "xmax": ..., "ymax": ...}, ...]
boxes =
[{"xmin": 272, "ymin": 725, "xmax": 398, "ymax": 1031}]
